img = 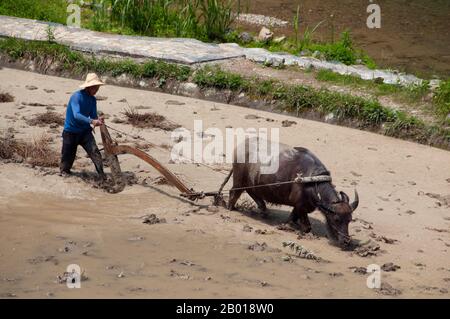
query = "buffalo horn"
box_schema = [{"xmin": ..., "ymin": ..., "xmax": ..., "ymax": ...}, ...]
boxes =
[
  {"xmin": 350, "ymin": 190, "xmax": 359, "ymax": 211},
  {"xmin": 340, "ymin": 191, "xmax": 350, "ymax": 203}
]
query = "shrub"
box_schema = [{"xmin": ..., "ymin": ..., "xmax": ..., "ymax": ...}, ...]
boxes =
[
  {"xmin": 0, "ymin": 0, "xmax": 67, "ymax": 24},
  {"xmin": 0, "ymin": 92, "xmax": 14, "ymax": 103},
  {"xmin": 26, "ymin": 111, "xmax": 65, "ymax": 127},
  {"xmin": 433, "ymin": 80, "xmax": 450, "ymax": 117},
  {"xmin": 123, "ymin": 107, "xmax": 180, "ymax": 130},
  {"xmin": 0, "ymin": 133, "xmax": 59, "ymax": 167},
  {"xmin": 194, "ymin": 66, "xmax": 249, "ymax": 91}
]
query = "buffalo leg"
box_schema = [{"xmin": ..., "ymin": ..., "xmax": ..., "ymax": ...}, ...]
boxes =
[
  {"xmin": 287, "ymin": 208, "xmax": 299, "ymax": 224},
  {"xmin": 297, "ymin": 210, "xmax": 312, "ymax": 233},
  {"xmin": 287, "ymin": 207, "xmax": 312, "ymax": 233},
  {"xmin": 228, "ymin": 189, "xmax": 244, "ymax": 210},
  {"xmin": 246, "ymin": 190, "xmax": 267, "ymax": 213}
]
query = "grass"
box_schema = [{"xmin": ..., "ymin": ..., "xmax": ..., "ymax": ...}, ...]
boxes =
[
  {"xmin": 315, "ymin": 69, "xmax": 431, "ymax": 104},
  {"xmin": 316, "ymin": 69, "xmax": 450, "ymax": 122},
  {"xmin": 0, "ymin": 92, "xmax": 14, "ymax": 103},
  {"xmin": 0, "ymin": 0, "xmax": 67, "ymax": 24},
  {"xmin": 1, "ymin": 0, "xmax": 377, "ymax": 67},
  {"xmin": 193, "ymin": 65, "xmax": 449, "ymax": 146},
  {"xmin": 0, "ymin": 38, "xmax": 447, "ymax": 148},
  {"xmin": 1, "ymin": 0, "xmax": 237, "ymax": 41},
  {"xmin": 433, "ymin": 80, "xmax": 450, "ymax": 118},
  {"xmin": 226, "ymin": 27, "xmax": 377, "ymax": 69},
  {"xmin": 123, "ymin": 106, "xmax": 180, "ymax": 130},
  {"xmin": 86, "ymin": 0, "xmax": 236, "ymax": 42},
  {"xmin": 193, "ymin": 65, "xmax": 249, "ymax": 90},
  {"xmin": 0, "ymin": 132, "xmax": 59, "ymax": 167},
  {"xmin": 0, "ymin": 38, "xmax": 192, "ymax": 81}
]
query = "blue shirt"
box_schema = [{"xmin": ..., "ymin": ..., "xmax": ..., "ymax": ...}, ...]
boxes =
[{"xmin": 64, "ymin": 90, "xmax": 98, "ymax": 133}]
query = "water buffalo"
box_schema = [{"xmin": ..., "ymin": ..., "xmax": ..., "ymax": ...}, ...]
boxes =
[{"xmin": 225, "ymin": 138, "xmax": 359, "ymax": 248}]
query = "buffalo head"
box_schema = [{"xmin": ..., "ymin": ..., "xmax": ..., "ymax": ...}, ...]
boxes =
[{"xmin": 317, "ymin": 190, "xmax": 359, "ymax": 249}]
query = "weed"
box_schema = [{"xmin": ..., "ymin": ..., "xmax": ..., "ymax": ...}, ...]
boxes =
[
  {"xmin": 0, "ymin": 0, "xmax": 67, "ymax": 24},
  {"xmin": 194, "ymin": 65, "xmax": 249, "ymax": 91},
  {"xmin": 0, "ymin": 92, "xmax": 14, "ymax": 103},
  {"xmin": 433, "ymin": 79, "xmax": 450, "ymax": 118},
  {"xmin": 26, "ymin": 111, "xmax": 65, "ymax": 127},
  {"xmin": 200, "ymin": 0, "xmax": 236, "ymax": 42},
  {"xmin": 192, "ymin": 64, "xmax": 449, "ymax": 147},
  {"xmin": 0, "ymin": 38, "xmax": 192, "ymax": 81},
  {"xmin": 46, "ymin": 26, "xmax": 56, "ymax": 43},
  {"xmin": 123, "ymin": 107, "xmax": 180, "ymax": 130},
  {"xmin": 0, "ymin": 132, "xmax": 59, "ymax": 167},
  {"xmin": 315, "ymin": 69, "xmax": 430, "ymax": 104}
]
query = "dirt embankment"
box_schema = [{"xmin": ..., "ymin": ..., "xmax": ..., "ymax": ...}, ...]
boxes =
[{"xmin": 0, "ymin": 68, "xmax": 449, "ymax": 298}]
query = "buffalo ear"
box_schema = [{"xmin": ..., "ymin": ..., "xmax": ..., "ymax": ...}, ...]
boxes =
[
  {"xmin": 317, "ymin": 202, "xmax": 335, "ymax": 214},
  {"xmin": 340, "ymin": 191, "xmax": 350, "ymax": 203}
]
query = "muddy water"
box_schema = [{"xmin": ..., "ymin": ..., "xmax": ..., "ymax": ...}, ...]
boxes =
[{"xmin": 242, "ymin": 0, "xmax": 450, "ymax": 78}]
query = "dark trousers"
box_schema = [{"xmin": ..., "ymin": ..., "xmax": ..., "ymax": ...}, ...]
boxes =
[{"xmin": 60, "ymin": 130, "xmax": 105, "ymax": 178}]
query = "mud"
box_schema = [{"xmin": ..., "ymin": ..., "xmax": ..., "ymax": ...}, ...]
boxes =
[{"xmin": 0, "ymin": 68, "xmax": 449, "ymax": 298}]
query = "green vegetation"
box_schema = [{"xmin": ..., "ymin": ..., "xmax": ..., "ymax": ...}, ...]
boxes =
[
  {"xmin": 433, "ymin": 80, "xmax": 450, "ymax": 118},
  {"xmin": 315, "ymin": 69, "xmax": 430, "ymax": 104},
  {"xmin": 0, "ymin": 38, "xmax": 192, "ymax": 81},
  {"xmin": 194, "ymin": 65, "xmax": 449, "ymax": 146},
  {"xmin": 309, "ymin": 32, "xmax": 377, "ymax": 69},
  {"xmin": 193, "ymin": 65, "xmax": 249, "ymax": 90},
  {"xmin": 1, "ymin": 0, "xmax": 377, "ymax": 67},
  {"xmin": 1, "ymin": 0, "xmax": 236, "ymax": 41},
  {"xmin": 226, "ymin": 29, "xmax": 377, "ymax": 69},
  {"xmin": 232, "ymin": 4, "xmax": 377, "ymax": 68},
  {"xmin": 91, "ymin": 0, "xmax": 234, "ymax": 41},
  {"xmin": 0, "ymin": 38, "xmax": 447, "ymax": 148},
  {"xmin": 0, "ymin": 0, "xmax": 67, "ymax": 24},
  {"xmin": 195, "ymin": 66, "xmax": 395, "ymax": 125},
  {"xmin": 316, "ymin": 69, "xmax": 450, "ymax": 122}
]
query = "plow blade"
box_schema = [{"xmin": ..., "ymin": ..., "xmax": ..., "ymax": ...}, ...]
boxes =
[{"xmin": 100, "ymin": 125, "xmax": 196, "ymax": 197}]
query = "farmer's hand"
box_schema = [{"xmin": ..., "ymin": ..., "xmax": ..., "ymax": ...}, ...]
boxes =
[{"xmin": 92, "ymin": 119, "xmax": 104, "ymax": 127}]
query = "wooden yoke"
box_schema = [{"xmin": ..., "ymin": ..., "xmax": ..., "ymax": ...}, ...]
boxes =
[{"xmin": 100, "ymin": 125, "xmax": 195, "ymax": 197}]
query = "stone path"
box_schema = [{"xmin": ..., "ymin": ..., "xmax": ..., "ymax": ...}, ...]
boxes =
[
  {"xmin": 0, "ymin": 15, "xmax": 244, "ymax": 64},
  {"xmin": 0, "ymin": 15, "xmax": 428, "ymax": 86}
]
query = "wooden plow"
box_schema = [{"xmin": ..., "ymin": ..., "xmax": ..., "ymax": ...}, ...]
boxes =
[{"xmin": 100, "ymin": 124, "xmax": 224, "ymax": 202}]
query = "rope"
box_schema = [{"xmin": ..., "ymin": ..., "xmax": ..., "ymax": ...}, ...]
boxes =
[
  {"xmin": 225, "ymin": 180, "xmax": 298, "ymax": 192},
  {"xmin": 184, "ymin": 174, "xmax": 332, "ymax": 197},
  {"xmin": 104, "ymin": 124, "xmax": 229, "ymax": 175}
]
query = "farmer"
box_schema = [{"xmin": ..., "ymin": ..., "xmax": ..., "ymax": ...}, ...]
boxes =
[{"xmin": 60, "ymin": 73, "xmax": 106, "ymax": 180}]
